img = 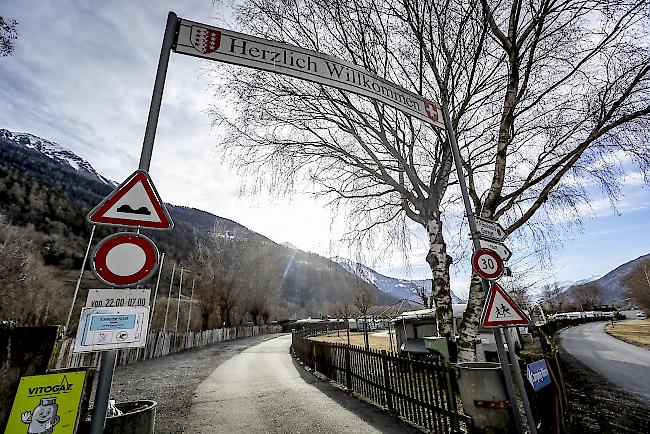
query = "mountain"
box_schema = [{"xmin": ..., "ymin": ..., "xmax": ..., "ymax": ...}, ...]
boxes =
[
  {"xmin": 0, "ymin": 128, "xmax": 397, "ymax": 319},
  {"xmin": 567, "ymin": 254, "xmax": 650, "ymax": 306},
  {"xmin": 332, "ymin": 257, "xmax": 465, "ymax": 304},
  {"xmin": 528, "ymin": 276, "xmax": 598, "ymax": 302},
  {"xmin": 0, "ymin": 129, "xmax": 113, "ymax": 185}
]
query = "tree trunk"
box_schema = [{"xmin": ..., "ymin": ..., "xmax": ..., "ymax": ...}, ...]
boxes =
[
  {"xmin": 201, "ymin": 311, "xmax": 210, "ymax": 331},
  {"xmin": 456, "ymin": 273, "xmax": 487, "ymax": 362},
  {"xmin": 425, "ymin": 218, "xmax": 454, "ymax": 338},
  {"xmin": 220, "ymin": 305, "xmax": 232, "ymax": 328}
]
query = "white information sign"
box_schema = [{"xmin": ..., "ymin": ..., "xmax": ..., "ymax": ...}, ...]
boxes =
[
  {"xmin": 73, "ymin": 306, "xmax": 149, "ymax": 353},
  {"xmin": 479, "ymin": 239, "xmax": 512, "ymax": 261},
  {"xmin": 85, "ymin": 289, "xmax": 151, "ymax": 308},
  {"xmin": 476, "ymin": 217, "xmax": 507, "ymax": 242},
  {"xmin": 173, "ymin": 18, "xmax": 444, "ymax": 128}
]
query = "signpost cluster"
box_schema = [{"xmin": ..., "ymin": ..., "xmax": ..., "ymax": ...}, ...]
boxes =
[
  {"xmin": 143, "ymin": 12, "xmax": 537, "ymax": 433},
  {"xmin": 470, "ymin": 217, "xmax": 537, "ymax": 434},
  {"xmin": 4, "ymin": 11, "xmax": 539, "ymax": 433},
  {"xmin": 81, "ymin": 170, "xmax": 173, "ymax": 433}
]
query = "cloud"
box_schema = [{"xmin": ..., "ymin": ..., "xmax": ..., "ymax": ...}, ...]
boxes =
[{"xmin": 2, "ymin": 0, "xmax": 648, "ymax": 288}]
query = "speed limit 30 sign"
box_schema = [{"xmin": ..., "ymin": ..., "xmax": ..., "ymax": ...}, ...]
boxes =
[{"xmin": 472, "ymin": 248, "xmax": 504, "ymax": 280}]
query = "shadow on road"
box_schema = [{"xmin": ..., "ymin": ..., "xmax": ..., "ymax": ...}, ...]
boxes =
[{"xmin": 290, "ymin": 356, "xmax": 420, "ymax": 433}]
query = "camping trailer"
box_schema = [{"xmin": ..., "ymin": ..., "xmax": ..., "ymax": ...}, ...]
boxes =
[{"xmin": 392, "ymin": 304, "xmax": 526, "ymax": 361}]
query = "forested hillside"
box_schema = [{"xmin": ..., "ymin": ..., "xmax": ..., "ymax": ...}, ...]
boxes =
[{"xmin": 0, "ymin": 130, "xmax": 398, "ymax": 328}]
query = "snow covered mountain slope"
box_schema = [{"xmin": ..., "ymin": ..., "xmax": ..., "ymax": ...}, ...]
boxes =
[
  {"xmin": 332, "ymin": 257, "xmax": 465, "ymax": 304},
  {"xmin": 0, "ymin": 129, "xmax": 113, "ymax": 185}
]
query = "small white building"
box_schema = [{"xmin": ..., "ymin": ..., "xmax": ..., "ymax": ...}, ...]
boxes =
[{"xmin": 392, "ymin": 304, "xmax": 528, "ymax": 361}]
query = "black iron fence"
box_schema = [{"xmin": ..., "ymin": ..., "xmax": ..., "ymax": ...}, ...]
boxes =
[{"xmin": 292, "ymin": 331, "xmax": 468, "ymax": 433}]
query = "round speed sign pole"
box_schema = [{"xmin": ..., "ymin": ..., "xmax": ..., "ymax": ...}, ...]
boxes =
[{"xmin": 471, "ymin": 248, "xmax": 504, "ymax": 280}]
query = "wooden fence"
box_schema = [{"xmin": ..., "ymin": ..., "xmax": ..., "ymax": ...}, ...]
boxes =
[
  {"xmin": 54, "ymin": 325, "xmax": 282, "ymax": 369},
  {"xmin": 292, "ymin": 331, "xmax": 468, "ymax": 433}
]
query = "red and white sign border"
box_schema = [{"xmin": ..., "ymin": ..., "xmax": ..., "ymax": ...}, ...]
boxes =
[
  {"xmin": 481, "ymin": 282, "xmax": 531, "ymax": 328},
  {"xmin": 87, "ymin": 170, "xmax": 173, "ymax": 230},
  {"xmin": 91, "ymin": 232, "xmax": 159, "ymax": 287},
  {"xmin": 471, "ymin": 248, "xmax": 504, "ymax": 280}
]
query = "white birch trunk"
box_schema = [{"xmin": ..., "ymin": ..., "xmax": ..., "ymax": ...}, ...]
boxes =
[
  {"xmin": 425, "ymin": 218, "xmax": 454, "ymax": 338},
  {"xmin": 456, "ymin": 273, "xmax": 486, "ymax": 362}
]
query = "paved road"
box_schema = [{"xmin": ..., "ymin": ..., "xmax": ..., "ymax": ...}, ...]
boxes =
[
  {"xmin": 559, "ymin": 322, "xmax": 650, "ymax": 404},
  {"xmin": 188, "ymin": 334, "xmax": 416, "ymax": 433},
  {"xmin": 112, "ymin": 334, "xmax": 283, "ymax": 434}
]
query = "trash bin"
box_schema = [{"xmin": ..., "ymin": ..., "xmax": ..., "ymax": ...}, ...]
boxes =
[
  {"xmin": 104, "ymin": 400, "xmax": 157, "ymax": 434},
  {"xmin": 456, "ymin": 362, "xmax": 510, "ymax": 434}
]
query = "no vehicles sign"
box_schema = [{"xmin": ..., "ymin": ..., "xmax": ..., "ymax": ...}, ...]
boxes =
[{"xmin": 4, "ymin": 371, "xmax": 87, "ymax": 434}]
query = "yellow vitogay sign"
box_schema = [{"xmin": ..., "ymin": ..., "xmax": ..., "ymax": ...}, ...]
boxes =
[{"xmin": 4, "ymin": 371, "xmax": 86, "ymax": 434}]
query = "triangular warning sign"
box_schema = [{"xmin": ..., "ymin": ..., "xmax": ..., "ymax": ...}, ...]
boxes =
[
  {"xmin": 481, "ymin": 282, "xmax": 530, "ymax": 327},
  {"xmin": 87, "ymin": 170, "xmax": 173, "ymax": 230}
]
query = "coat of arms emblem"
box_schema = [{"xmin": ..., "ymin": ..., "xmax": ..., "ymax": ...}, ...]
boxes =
[{"xmin": 190, "ymin": 26, "xmax": 222, "ymax": 54}]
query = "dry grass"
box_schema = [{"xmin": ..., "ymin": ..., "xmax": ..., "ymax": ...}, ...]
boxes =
[
  {"xmin": 308, "ymin": 331, "xmax": 395, "ymax": 352},
  {"xmin": 604, "ymin": 319, "xmax": 650, "ymax": 350}
]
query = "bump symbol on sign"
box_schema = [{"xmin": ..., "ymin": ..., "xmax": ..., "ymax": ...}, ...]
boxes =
[{"xmin": 87, "ymin": 170, "xmax": 173, "ymax": 230}]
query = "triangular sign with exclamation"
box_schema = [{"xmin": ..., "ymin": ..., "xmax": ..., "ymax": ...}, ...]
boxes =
[
  {"xmin": 87, "ymin": 170, "xmax": 173, "ymax": 230},
  {"xmin": 481, "ymin": 282, "xmax": 531, "ymax": 327}
]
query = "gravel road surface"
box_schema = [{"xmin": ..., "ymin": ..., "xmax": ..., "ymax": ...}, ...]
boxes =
[
  {"xmin": 559, "ymin": 321, "xmax": 650, "ymax": 404},
  {"xmin": 111, "ymin": 333, "xmax": 283, "ymax": 434},
  {"xmin": 188, "ymin": 334, "xmax": 418, "ymax": 433}
]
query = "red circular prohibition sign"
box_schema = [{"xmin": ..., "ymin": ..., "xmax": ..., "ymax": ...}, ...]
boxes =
[
  {"xmin": 92, "ymin": 232, "xmax": 159, "ymax": 287},
  {"xmin": 471, "ymin": 248, "xmax": 504, "ymax": 280}
]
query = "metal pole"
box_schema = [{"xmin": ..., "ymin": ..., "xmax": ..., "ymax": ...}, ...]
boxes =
[
  {"xmin": 164, "ymin": 262, "xmax": 176, "ymax": 331},
  {"xmin": 505, "ymin": 328, "xmax": 538, "ymax": 434},
  {"xmin": 65, "ymin": 225, "xmax": 96, "ymax": 331},
  {"xmin": 89, "ymin": 349, "xmax": 117, "ymax": 434},
  {"xmin": 139, "ymin": 11, "xmax": 178, "ymax": 172},
  {"xmin": 175, "ymin": 267, "xmax": 185, "ymax": 334},
  {"xmin": 149, "ymin": 252, "xmax": 165, "ymax": 331},
  {"xmin": 441, "ymin": 102, "xmax": 524, "ymax": 432},
  {"xmin": 90, "ymin": 14, "xmax": 177, "ymax": 433},
  {"xmin": 538, "ymin": 304, "xmax": 547, "ymax": 324},
  {"xmin": 495, "ymin": 329, "xmax": 525, "ymax": 433},
  {"xmin": 186, "ymin": 277, "xmax": 196, "ymax": 333}
]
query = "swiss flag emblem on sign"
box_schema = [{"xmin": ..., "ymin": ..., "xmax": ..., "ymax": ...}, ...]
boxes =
[
  {"xmin": 424, "ymin": 100, "xmax": 439, "ymax": 122},
  {"xmin": 191, "ymin": 26, "xmax": 222, "ymax": 54}
]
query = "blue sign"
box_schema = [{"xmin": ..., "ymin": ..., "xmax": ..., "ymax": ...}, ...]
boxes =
[
  {"xmin": 527, "ymin": 359, "xmax": 552, "ymax": 392},
  {"xmin": 89, "ymin": 314, "xmax": 136, "ymax": 331}
]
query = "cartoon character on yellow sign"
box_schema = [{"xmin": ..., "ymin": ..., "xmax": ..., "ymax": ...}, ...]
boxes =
[
  {"xmin": 4, "ymin": 371, "xmax": 86, "ymax": 434},
  {"xmin": 20, "ymin": 397, "xmax": 60, "ymax": 434}
]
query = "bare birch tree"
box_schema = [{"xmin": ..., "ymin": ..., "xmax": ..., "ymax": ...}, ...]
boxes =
[
  {"xmin": 211, "ymin": 0, "xmax": 650, "ymax": 360},
  {"xmin": 400, "ymin": 0, "xmax": 650, "ymax": 359},
  {"xmin": 212, "ymin": 0, "xmax": 461, "ymax": 342}
]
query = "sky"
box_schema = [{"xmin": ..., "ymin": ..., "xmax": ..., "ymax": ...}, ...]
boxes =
[{"xmin": 1, "ymin": 0, "xmax": 649, "ymax": 298}]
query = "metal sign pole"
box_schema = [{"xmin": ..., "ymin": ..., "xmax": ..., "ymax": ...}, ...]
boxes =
[
  {"xmin": 164, "ymin": 262, "xmax": 176, "ymax": 331},
  {"xmin": 175, "ymin": 267, "xmax": 185, "ymax": 334},
  {"xmin": 149, "ymin": 252, "xmax": 165, "ymax": 331},
  {"xmin": 89, "ymin": 350, "xmax": 117, "ymax": 434},
  {"xmin": 440, "ymin": 102, "xmax": 525, "ymax": 433},
  {"xmin": 494, "ymin": 328, "xmax": 525, "ymax": 432},
  {"xmin": 66, "ymin": 225, "xmax": 96, "ymax": 331},
  {"xmin": 505, "ymin": 328, "xmax": 538, "ymax": 434},
  {"xmin": 139, "ymin": 11, "xmax": 178, "ymax": 172},
  {"xmin": 89, "ymin": 14, "xmax": 178, "ymax": 433},
  {"xmin": 186, "ymin": 277, "xmax": 196, "ymax": 333}
]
